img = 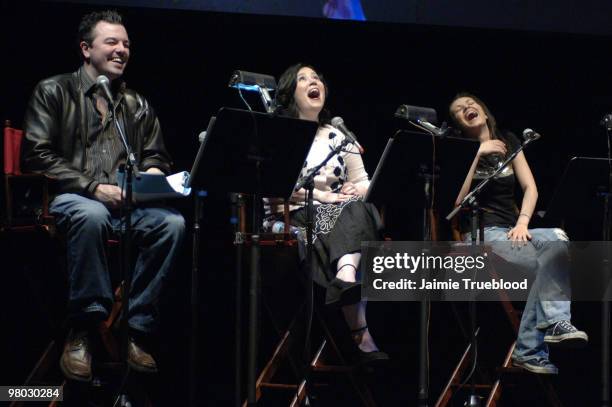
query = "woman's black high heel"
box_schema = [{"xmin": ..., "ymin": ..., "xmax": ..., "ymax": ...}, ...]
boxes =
[
  {"xmin": 325, "ymin": 264, "xmax": 361, "ymax": 306},
  {"xmin": 351, "ymin": 326, "xmax": 389, "ymax": 367}
]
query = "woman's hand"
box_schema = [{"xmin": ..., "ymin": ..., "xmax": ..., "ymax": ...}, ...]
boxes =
[
  {"xmin": 316, "ymin": 190, "xmax": 353, "ymax": 203},
  {"xmin": 340, "ymin": 182, "xmax": 359, "ymax": 196},
  {"xmin": 478, "ymin": 140, "xmax": 507, "ymax": 157},
  {"xmin": 507, "ymin": 223, "xmax": 532, "ymax": 246}
]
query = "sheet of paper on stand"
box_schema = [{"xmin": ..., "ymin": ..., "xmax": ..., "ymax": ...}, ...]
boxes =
[{"xmin": 116, "ymin": 170, "xmax": 191, "ymax": 202}]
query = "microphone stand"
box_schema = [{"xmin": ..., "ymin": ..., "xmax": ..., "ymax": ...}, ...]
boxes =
[
  {"xmin": 602, "ymin": 119, "xmax": 612, "ymax": 407},
  {"xmin": 293, "ymin": 137, "xmax": 354, "ymax": 404},
  {"xmin": 446, "ymin": 136, "xmax": 538, "ymax": 407},
  {"xmin": 232, "ymin": 192, "xmax": 244, "ymax": 407},
  {"xmin": 447, "ymin": 136, "xmax": 537, "ymax": 222},
  {"xmin": 190, "ymin": 189, "xmax": 206, "ymax": 407},
  {"xmin": 417, "ymin": 163, "xmax": 437, "ymax": 407},
  {"xmin": 106, "ymin": 96, "xmax": 141, "ymax": 407}
]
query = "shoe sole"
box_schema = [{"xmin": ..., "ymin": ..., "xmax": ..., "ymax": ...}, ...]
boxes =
[
  {"xmin": 544, "ymin": 332, "xmax": 589, "ymax": 348},
  {"xmin": 355, "ymin": 356, "xmax": 390, "ymax": 373},
  {"xmin": 59, "ymin": 357, "xmax": 92, "ymax": 382},
  {"xmin": 512, "ymin": 360, "xmax": 558, "ymax": 375},
  {"xmin": 127, "ymin": 358, "xmax": 158, "ymax": 374}
]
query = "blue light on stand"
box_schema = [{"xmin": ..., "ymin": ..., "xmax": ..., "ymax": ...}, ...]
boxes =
[
  {"xmin": 231, "ymin": 83, "xmax": 261, "ymax": 92},
  {"xmin": 228, "ymin": 70, "xmax": 277, "ymax": 113}
]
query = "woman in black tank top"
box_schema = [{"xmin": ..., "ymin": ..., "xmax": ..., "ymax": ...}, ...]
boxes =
[{"xmin": 448, "ymin": 92, "xmax": 587, "ymax": 375}]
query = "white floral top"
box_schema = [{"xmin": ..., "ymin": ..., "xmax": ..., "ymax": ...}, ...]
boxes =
[{"xmin": 266, "ymin": 124, "xmax": 369, "ymax": 214}]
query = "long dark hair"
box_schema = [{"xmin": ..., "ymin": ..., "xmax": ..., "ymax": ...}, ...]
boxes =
[
  {"xmin": 275, "ymin": 63, "xmax": 331, "ymax": 125},
  {"xmin": 449, "ymin": 92, "xmax": 501, "ymax": 140}
]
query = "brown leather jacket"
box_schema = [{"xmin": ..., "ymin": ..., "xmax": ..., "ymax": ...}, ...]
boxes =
[{"xmin": 22, "ymin": 69, "xmax": 172, "ymax": 195}]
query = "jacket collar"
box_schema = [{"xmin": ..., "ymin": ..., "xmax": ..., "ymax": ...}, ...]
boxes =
[
  {"xmin": 77, "ymin": 65, "xmax": 126, "ymax": 105},
  {"xmin": 79, "ymin": 65, "xmax": 97, "ymax": 95}
]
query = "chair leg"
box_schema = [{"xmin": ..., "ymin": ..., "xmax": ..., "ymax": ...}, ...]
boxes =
[
  {"xmin": 313, "ymin": 307, "xmax": 377, "ymax": 406},
  {"xmin": 435, "ymin": 328, "xmax": 481, "ymax": 407},
  {"xmin": 98, "ymin": 284, "xmax": 124, "ymax": 361},
  {"xmin": 246, "ymin": 299, "xmax": 379, "ymax": 406},
  {"xmin": 485, "ymin": 341, "xmax": 515, "ymax": 406}
]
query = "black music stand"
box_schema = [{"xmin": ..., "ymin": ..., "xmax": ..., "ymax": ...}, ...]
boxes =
[
  {"xmin": 367, "ymin": 130, "xmax": 478, "ymax": 223},
  {"xmin": 544, "ymin": 157, "xmax": 612, "ymax": 223},
  {"xmin": 183, "ymin": 115, "xmax": 216, "ymax": 407},
  {"xmin": 366, "ymin": 129, "xmax": 478, "ymax": 406},
  {"xmin": 187, "ymin": 107, "xmax": 318, "ymax": 406},
  {"xmin": 543, "ymin": 156, "xmax": 612, "ymax": 406}
]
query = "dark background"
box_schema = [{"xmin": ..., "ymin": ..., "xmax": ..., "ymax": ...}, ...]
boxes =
[
  {"xmin": 60, "ymin": 0, "xmax": 612, "ymax": 35},
  {"xmin": 2, "ymin": 0, "xmax": 612, "ymax": 405}
]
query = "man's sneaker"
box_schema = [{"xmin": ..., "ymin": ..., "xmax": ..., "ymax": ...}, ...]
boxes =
[
  {"xmin": 544, "ymin": 320, "xmax": 588, "ymax": 347},
  {"xmin": 512, "ymin": 358, "xmax": 559, "ymax": 375}
]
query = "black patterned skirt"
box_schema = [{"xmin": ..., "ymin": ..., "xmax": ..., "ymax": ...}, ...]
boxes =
[{"xmin": 286, "ymin": 197, "xmax": 383, "ymax": 289}]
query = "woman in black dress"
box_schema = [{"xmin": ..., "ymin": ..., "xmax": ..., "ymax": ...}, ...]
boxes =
[{"xmin": 267, "ymin": 63, "xmax": 387, "ymax": 363}]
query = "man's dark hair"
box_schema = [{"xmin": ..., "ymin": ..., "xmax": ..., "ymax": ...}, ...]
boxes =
[
  {"xmin": 275, "ymin": 62, "xmax": 331, "ymax": 125},
  {"xmin": 78, "ymin": 10, "xmax": 124, "ymax": 59}
]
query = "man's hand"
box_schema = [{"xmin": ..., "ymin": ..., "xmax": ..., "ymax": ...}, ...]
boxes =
[{"xmin": 94, "ymin": 184, "xmax": 123, "ymax": 209}]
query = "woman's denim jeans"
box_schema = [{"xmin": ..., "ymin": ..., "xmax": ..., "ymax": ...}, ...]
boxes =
[{"xmin": 466, "ymin": 226, "xmax": 571, "ymax": 362}]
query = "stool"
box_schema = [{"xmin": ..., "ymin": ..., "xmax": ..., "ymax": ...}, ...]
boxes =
[{"xmin": 236, "ymin": 194, "xmax": 378, "ymax": 406}]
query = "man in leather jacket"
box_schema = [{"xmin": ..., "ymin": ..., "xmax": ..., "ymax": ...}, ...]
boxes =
[{"xmin": 22, "ymin": 10, "xmax": 185, "ymax": 381}]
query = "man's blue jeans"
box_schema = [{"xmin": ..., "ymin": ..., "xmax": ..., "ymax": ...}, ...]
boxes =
[
  {"xmin": 467, "ymin": 226, "xmax": 571, "ymax": 363},
  {"xmin": 50, "ymin": 193, "xmax": 185, "ymax": 333}
]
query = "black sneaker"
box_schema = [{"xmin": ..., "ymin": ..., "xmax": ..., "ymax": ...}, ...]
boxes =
[
  {"xmin": 544, "ymin": 320, "xmax": 588, "ymax": 347},
  {"xmin": 512, "ymin": 358, "xmax": 558, "ymax": 375}
]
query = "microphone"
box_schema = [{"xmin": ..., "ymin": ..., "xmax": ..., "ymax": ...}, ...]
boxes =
[
  {"xmin": 95, "ymin": 75, "xmax": 115, "ymax": 108},
  {"xmin": 522, "ymin": 128, "xmax": 541, "ymax": 141},
  {"xmin": 198, "ymin": 131, "xmax": 207, "ymax": 143},
  {"xmin": 199, "ymin": 115, "xmax": 216, "ymax": 143},
  {"xmin": 331, "ymin": 117, "xmax": 365, "ymax": 154},
  {"xmin": 601, "ymin": 113, "xmax": 612, "ymax": 131},
  {"xmin": 418, "ymin": 120, "xmax": 452, "ymax": 137}
]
